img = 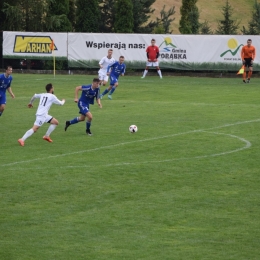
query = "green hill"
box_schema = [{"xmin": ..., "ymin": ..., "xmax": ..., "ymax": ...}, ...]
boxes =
[{"xmin": 152, "ymin": 0, "xmax": 254, "ymax": 34}]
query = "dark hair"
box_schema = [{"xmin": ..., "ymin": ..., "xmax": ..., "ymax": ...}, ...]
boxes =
[
  {"xmin": 45, "ymin": 83, "xmax": 53, "ymax": 92},
  {"xmin": 151, "ymin": 39, "xmax": 156, "ymax": 42},
  {"xmin": 247, "ymin": 39, "xmax": 252, "ymax": 42},
  {"xmin": 6, "ymin": 65, "xmax": 12, "ymax": 70},
  {"xmin": 92, "ymin": 78, "xmax": 100, "ymax": 83},
  {"xmin": 108, "ymin": 49, "xmax": 113, "ymax": 51},
  {"xmin": 119, "ymin": 56, "xmax": 124, "ymax": 59}
]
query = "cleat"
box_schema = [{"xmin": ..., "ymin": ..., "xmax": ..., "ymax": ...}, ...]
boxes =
[
  {"xmin": 243, "ymin": 80, "xmax": 246, "ymax": 83},
  {"xmin": 18, "ymin": 139, "xmax": 24, "ymax": 146},
  {"xmin": 108, "ymin": 95, "xmax": 112, "ymax": 100},
  {"xmin": 247, "ymin": 78, "xmax": 250, "ymax": 83},
  {"xmin": 160, "ymin": 77, "xmax": 163, "ymax": 79},
  {"xmin": 99, "ymin": 94, "xmax": 103, "ymax": 99},
  {"xmin": 43, "ymin": 136, "xmax": 53, "ymax": 143},
  {"xmin": 65, "ymin": 121, "xmax": 70, "ymax": 131},
  {"xmin": 141, "ymin": 76, "xmax": 145, "ymax": 79},
  {"xmin": 86, "ymin": 129, "xmax": 92, "ymax": 136}
]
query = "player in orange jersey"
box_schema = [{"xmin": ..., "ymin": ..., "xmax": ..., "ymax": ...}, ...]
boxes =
[{"xmin": 241, "ymin": 39, "xmax": 256, "ymax": 83}]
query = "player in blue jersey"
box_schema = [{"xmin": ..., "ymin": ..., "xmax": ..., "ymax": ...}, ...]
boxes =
[
  {"xmin": 0, "ymin": 66, "xmax": 15, "ymax": 117},
  {"xmin": 99, "ymin": 56, "xmax": 126, "ymax": 100},
  {"xmin": 64, "ymin": 78, "xmax": 102, "ymax": 135}
]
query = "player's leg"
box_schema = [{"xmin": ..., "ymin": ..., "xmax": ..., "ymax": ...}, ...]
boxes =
[
  {"xmin": 85, "ymin": 111, "xmax": 93, "ymax": 135},
  {"xmin": 65, "ymin": 103, "xmax": 87, "ymax": 131},
  {"xmin": 243, "ymin": 60, "xmax": 248, "ymax": 83},
  {"xmin": 247, "ymin": 61, "xmax": 253, "ymax": 83},
  {"xmin": 0, "ymin": 104, "xmax": 5, "ymax": 116},
  {"xmin": 43, "ymin": 116, "xmax": 58, "ymax": 142},
  {"xmin": 156, "ymin": 64, "xmax": 163, "ymax": 79},
  {"xmin": 141, "ymin": 64, "xmax": 149, "ymax": 78},
  {"xmin": 102, "ymin": 75, "xmax": 109, "ymax": 87},
  {"xmin": 18, "ymin": 123, "xmax": 40, "ymax": 146},
  {"xmin": 100, "ymin": 76, "xmax": 113, "ymax": 98},
  {"xmin": 108, "ymin": 81, "xmax": 118, "ymax": 99}
]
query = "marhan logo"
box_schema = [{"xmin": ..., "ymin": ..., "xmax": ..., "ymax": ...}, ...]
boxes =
[
  {"xmin": 220, "ymin": 38, "xmax": 243, "ymax": 57},
  {"xmin": 13, "ymin": 35, "xmax": 57, "ymax": 54}
]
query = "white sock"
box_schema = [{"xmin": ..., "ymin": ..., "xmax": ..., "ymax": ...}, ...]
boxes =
[
  {"xmin": 157, "ymin": 70, "xmax": 162, "ymax": 78},
  {"xmin": 143, "ymin": 70, "xmax": 148, "ymax": 77},
  {"xmin": 21, "ymin": 129, "xmax": 34, "ymax": 141},
  {"xmin": 45, "ymin": 124, "xmax": 57, "ymax": 137}
]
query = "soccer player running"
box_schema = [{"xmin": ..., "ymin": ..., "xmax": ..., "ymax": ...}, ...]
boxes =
[
  {"xmin": 99, "ymin": 56, "xmax": 126, "ymax": 100},
  {"xmin": 141, "ymin": 39, "xmax": 162, "ymax": 79},
  {"xmin": 241, "ymin": 39, "xmax": 256, "ymax": 83},
  {"xmin": 65, "ymin": 78, "xmax": 102, "ymax": 136},
  {"xmin": 98, "ymin": 49, "xmax": 116, "ymax": 86},
  {"xmin": 18, "ymin": 83, "xmax": 65, "ymax": 146},
  {"xmin": 0, "ymin": 66, "xmax": 15, "ymax": 117}
]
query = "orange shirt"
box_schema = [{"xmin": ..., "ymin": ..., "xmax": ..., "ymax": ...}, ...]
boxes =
[{"xmin": 241, "ymin": 45, "xmax": 256, "ymax": 59}]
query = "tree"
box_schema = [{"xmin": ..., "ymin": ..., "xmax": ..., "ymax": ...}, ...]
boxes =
[
  {"xmin": 75, "ymin": 0, "xmax": 100, "ymax": 32},
  {"xmin": 68, "ymin": 0, "xmax": 77, "ymax": 31},
  {"xmin": 99, "ymin": 0, "xmax": 115, "ymax": 32},
  {"xmin": 132, "ymin": 0, "xmax": 157, "ymax": 33},
  {"xmin": 215, "ymin": 0, "xmax": 239, "ymax": 34},
  {"xmin": 242, "ymin": 0, "xmax": 260, "ymax": 35},
  {"xmin": 179, "ymin": 0, "xmax": 200, "ymax": 34},
  {"xmin": 155, "ymin": 5, "xmax": 175, "ymax": 34},
  {"xmin": 114, "ymin": 0, "xmax": 134, "ymax": 33},
  {"xmin": 200, "ymin": 20, "xmax": 213, "ymax": 34}
]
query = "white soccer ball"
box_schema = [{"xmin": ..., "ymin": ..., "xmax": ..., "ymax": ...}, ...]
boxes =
[{"xmin": 129, "ymin": 125, "xmax": 138, "ymax": 133}]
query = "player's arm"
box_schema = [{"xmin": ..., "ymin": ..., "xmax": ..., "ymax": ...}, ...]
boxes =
[
  {"xmin": 74, "ymin": 86, "xmax": 82, "ymax": 103},
  {"xmin": 121, "ymin": 65, "xmax": 126, "ymax": 76},
  {"xmin": 96, "ymin": 88, "xmax": 102, "ymax": 108},
  {"xmin": 99, "ymin": 57, "xmax": 104, "ymax": 68},
  {"xmin": 252, "ymin": 47, "xmax": 256, "ymax": 61},
  {"xmin": 241, "ymin": 46, "xmax": 245, "ymax": 62},
  {"xmin": 7, "ymin": 87, "xmax": 15, "ymax": 98},
  {"xmin": 28, "ymin": 93, "xmax": 41, "ymax": 108},
  {"xmin": 52, "ymin": 95, "xmax": 65, "ymax": 105},
  {"xmin": 107, "ymin": 63, "xmax": 114, "ymax": 75},
  {"xmin": 156, "ymin": 47, "xmax": 159, "ymax": 61}
]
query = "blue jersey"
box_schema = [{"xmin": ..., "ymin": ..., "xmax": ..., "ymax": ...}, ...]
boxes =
[
  {"xmin": 79, "ymin": 84, "xmax": 100, "ymax": 105},
  {"xmin": 0, "ymin": 73, "xmax": 13, "ymax": 94},
  {"xmin": 107, "ymin": 61, "xmax": 126, "ymax": 79}
]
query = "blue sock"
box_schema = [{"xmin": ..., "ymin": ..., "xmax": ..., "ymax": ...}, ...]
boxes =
[
  {"xmin": 86, "ymin": 121, "xmax": 91, "ymax": 130},
  {"xmin": 0, "ymin": 112, "xmax": 2, "ymax": 116},
  {"xmin": 70, "ymin": 117, "xmax": 79, "ymax": 125},
  {"xmin": 102, "ymin": 89, "xmax": 109, "ymax": 96},
  {"xmin": 109, "ymin": 86, "xmax": 116, "ymax": 95}
]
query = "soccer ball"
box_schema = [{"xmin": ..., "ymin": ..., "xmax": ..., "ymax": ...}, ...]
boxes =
[{"xmin": 129, "ymin": 125, "xmax": 138, "ymax": 133}]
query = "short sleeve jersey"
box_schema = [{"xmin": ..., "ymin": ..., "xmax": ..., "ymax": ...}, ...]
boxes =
[
  {"xmin": 33, "ymin": 93, "xmax": 64, "ymax": 116},
  {"xmin": 79, "ymin": 85, "xmax": 100, "ymax": 105},
  {"xmin": 146, "ymin": 45, "xmax": 159, "ymax": 61},
  {"xmin": 241, "ymin": 45, "xmax": 256, "ymax": 59},
  {"xmin": 99, "ymin": 56, "xmax": 116, "ymax": 73},
  {"xmin": 107, "ymin": 62, "xmax": 126, "ymax": 78},
  {"xmin": 0, "ymin": 74, "xmax": 13, "ymax": 94}
]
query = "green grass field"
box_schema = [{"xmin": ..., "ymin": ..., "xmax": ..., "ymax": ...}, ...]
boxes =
[{"xmin": 1, "ymin": 73, "xmax": 260, "ymax": 260}]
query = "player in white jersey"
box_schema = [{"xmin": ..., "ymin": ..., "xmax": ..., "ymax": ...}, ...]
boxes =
[
  {"xmin": 18, "ymin": 83, "xmax": 65, "ymax": 146},
  {"xmin": 98, "ymin": 49, "xmax": 115, "ymax": 86}
]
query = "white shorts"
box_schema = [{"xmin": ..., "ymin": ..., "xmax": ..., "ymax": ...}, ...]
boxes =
[
  {"xmin": 146, "ymin": 61, "xmax": 159, "ymax": 67},
  {"xmin": 98, "ymin": 71, "xmax": 109, "ymax": 82},
  {"xmin": 34, "ymin": 114, "xmax": 52, "ymax": 126}
]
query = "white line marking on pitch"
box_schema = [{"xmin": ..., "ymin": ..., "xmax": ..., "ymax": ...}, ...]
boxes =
[{"xmin": 1, "ymin": 118, "xmax": 258, "ymax": 167}]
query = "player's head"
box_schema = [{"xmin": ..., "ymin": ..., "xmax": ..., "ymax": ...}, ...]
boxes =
[
  {"xmin": 92, "ymin": 78, "xmax": 100, "ymax": 88},
  {"xmin": 247, "ymin": 39, "xmax": 252, "ymax": 47},
  {"xmin": 46, "ymin": 83, "xmax": 54, "ymax": 94},
  {"xmin": 107, "ymin": 49, "xmax": 113, "ymax": 57},
  {"xmin": 5, "ymin": 66, "xmax": 12, "ymax": 75},
  {"xmin": 119, "ymin": 56, "xmax": 125, "ymax": 64},
  {"xmin": 151, "ymin": 39, "xmax": 156, "ymax": 46}
]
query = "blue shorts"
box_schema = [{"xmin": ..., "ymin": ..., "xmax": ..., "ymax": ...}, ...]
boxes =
[
  {"xmin": 0, "ymin": 93, "xmax": 6, "ymax": 105},
  {"xmin": 110, "ymin": 75, "xmax": 119, "ymax": 86},
  {"xmin": 78, "ymin": 100, "xmax": 89, "ymax": 115}
]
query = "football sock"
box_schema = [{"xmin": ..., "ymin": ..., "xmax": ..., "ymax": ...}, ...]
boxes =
[
  {"xmin": 45, "ymin": 124, "xmax": 57, "ymax": 136},
  {"xmin": 0, "ymin": 112, "xmax": 2, "ymax": 116},
  {"xmin": 157, "ymin": 70, "xmax": 162, "ymax": 77},
  {"xmin": 142, "ymin": 70, "xmax": 148, "ymax": 77},
  {"xmin": 21, "ymin": 129, "xmax": 34, "ymax": 141},
  {"xmin": 86, "ymin": 121, "xmax": 91, "ymax": 130},
  {"xmin": 102, "ymin": 89, "xmax": 109, "ymax": 96},
  {"xmin": 109, "ymin": 86, "xmax": 116, "ymax": 95},
  {"xmin": 70, "ymin": 117, "xmax": 79, "ymax": 124},
  {"xmin": 243, "ymin": 72, "xmax": 247, "ymax": 80},
  {"xmin": 248, "ymin": 71, "xmax": 252, "ymax": 78}
]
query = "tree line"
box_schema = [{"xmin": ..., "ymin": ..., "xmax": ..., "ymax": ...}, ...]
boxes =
[{"xmin": 1, "ymin": 0, "xmax": 260, "ymax": 35}]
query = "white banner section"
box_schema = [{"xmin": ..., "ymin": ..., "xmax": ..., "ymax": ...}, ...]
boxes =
[
  {"xmin": 3, "ymin": 32, "xmax": 260, "ymax": 70},
  {"xmin": 3, "ymin": 31, "xmax": 67, "ymax": 58}
]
